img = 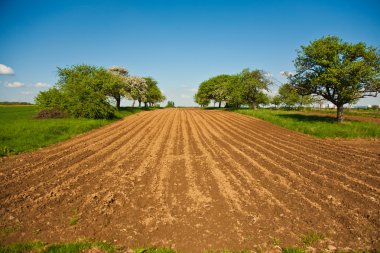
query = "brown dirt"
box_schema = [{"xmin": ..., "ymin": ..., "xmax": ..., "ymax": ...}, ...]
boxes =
[{"xmin": 0, "ymin": 108, "xmax": 379, "ymax": 252}]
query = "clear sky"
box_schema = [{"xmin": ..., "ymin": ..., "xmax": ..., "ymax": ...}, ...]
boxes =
[{"xmin": 1, "ymin": 0, "xmax": 380, "ymax": 106}]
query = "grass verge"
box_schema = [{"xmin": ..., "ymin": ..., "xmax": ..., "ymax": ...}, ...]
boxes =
[
  {"xmin": 0, "ymin": 106, "xmax": 152, "ymax": 156},
  {"xmin": 0, "ymin": 242, "xmax": 377, "ymax": 253},
  {"xmin": 232, "ymin": 109, "xmax": 380, "ymax": 138},
  {"xmin": 303, "ymin": 108, "xmax": 380, "ymax": 118},
  {"xmin": 0, "ymin": 241, "xmax": 116, "ymax": 253}
]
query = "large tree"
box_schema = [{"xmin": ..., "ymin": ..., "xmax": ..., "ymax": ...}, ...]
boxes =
[
  {"xmin": 106, "ymin": 66, "xmax": 129, "ymax": 109},
  {"xmin": 124, "ymin": 76, "xmax": 148, "ymax": 107},
  {"xmin": 290, "ymin": 36, "xmax": 380, "ymax": 122},
  {"xmin": 239, "ymin": 69, "xmax": 271, "ymax": 109},
  {"xmin": 41, "ymin": 64, "xmax": 116, "ymax": 119},
  {"xmin": 143, "ymin": 77, "xmax": 166, "ymax": 107}
]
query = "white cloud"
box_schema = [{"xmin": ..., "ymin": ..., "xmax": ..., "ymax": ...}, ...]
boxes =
[
  {"xmin": 180, "ymin": 94, "xmax": 191, "ymax": 98},
  {"xmin": 21, "ymin": 91, "xmax": 34, "ymax": 94},
  {"xmin": 35, "ymin": 82, "xmax": 50, "ymax": 88},
  {"xmin": 280, "ymin": 71, "xmax": 294, "ymax": 77},
  {"xmin": 0, "ymin": 64, "xmax": 14, "ymax": 75},
  {"xmin": 4, "ymin": 81, "xmax": 25, "ymax": 88},
  {"xmin": 264, "ymin": 72, "xmax": 273, "ymax": 78}
]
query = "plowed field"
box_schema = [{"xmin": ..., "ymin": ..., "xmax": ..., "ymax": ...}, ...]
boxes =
[{"xmin": 1, "ymin": 109, "xmax": 379, "ymax": 251}]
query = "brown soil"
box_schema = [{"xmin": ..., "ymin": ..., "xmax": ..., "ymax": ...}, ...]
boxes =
[{"xmin": 1, "ymin": 109, "xmax": 379, "ymax": 252}]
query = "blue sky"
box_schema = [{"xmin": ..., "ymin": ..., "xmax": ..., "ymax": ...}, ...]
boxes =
[{"xmin": 1, "ymin": 0, "xmax": 379, "ymax": 106}]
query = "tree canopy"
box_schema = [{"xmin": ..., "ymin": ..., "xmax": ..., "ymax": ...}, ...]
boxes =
[
  {"xmin": 289, "ymin": 35, "xmax": 380, "ymax": 122},
  {"xmin": 194, "ymin": 69, "xmax": 271, "ymax": 108},
  {"xmin": 35, "ymin": 64, "xmax": 165, "ymax": 119}
]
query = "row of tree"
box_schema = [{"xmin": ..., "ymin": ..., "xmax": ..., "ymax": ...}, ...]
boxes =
[
  {"xmin": 194, "ymin": 69, "xmax": 272, "ymax": 108},
  {"xmin": 35, "ymin": 64, "xmax": 165, "ymax": 119},
  {"xmin": 195, "ymin": 36, "xmax": 380, "ymax": 122}
]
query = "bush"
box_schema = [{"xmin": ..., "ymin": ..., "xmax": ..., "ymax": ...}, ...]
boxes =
[
  {"xmin": 34, "ymin": 108, "xmax": 67, "ymax": 119},
  {"xmin": 35, "ymin": 88, "xmax": 66, "ymax": 110},
  {"xmin": 35, "ymin": 65, "xmax": 117, "ymax": 119}
]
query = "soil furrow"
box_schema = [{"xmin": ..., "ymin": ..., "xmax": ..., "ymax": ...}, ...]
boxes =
[
  {"xmin": 1, "ymin": 108, "xmax": 379, "ymax": 251},
  {"xmin": 203, "ymin": 111, "xmax": 379, "ymax": 236},
  {"xmin": 213, "ymin": 111, "xmax": 380, "ymax": 179}
]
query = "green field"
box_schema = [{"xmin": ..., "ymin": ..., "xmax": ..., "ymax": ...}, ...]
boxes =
[
  {"xmin": 0, "ymin": 106, "xmax": 147, "ymax": 156},
  {"xmin": 232, "ymin": 109, "xmax": 380, "ymax": 139},
  {"xmin": 301, "ymin": 108, "xmax": 380, "ymax": 118}
]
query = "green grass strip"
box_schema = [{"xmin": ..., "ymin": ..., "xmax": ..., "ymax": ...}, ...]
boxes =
[
  {"xmin": 232, "ymin": 109, "xmax": 380, "ymax": 138},
  {"xmin": 0, "ymin": 106, "xmax": 152, "ymax": 156}
]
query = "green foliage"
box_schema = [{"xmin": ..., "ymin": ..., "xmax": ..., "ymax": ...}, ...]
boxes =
[
  {"xmin": 290, "ymin": 35, "xmax": 380, "ymax": 122},
  {"xmin": 69, "ymin": 209, "xmax": 80, "ymax": 226},
  {"xmin": 233, "ymin": 109, "xmax": 380, "ymax": 138},
  {"xmin": 0, "ymin": 106, "xmax": 143, "ymax": 156},
  {"xmin": 195, "ymin": 69, "xmax": 271, "ymax": 108},
  {"xmin": 35, "ymin": 65, "xmax": 116, "ymax": 119},
  {"xmin": 300, "ymin": 232, "xmax": 324, "ymax": 246},
  {"xmin": 276, "ymin": 83, "xmax": 314, "ymax": 109},
  {"xmin": 239, "ymin": 69, "xmax": 271, "ymax": 108},
  {"xmin": 0, "ymin": 241, "xmax": 116, "ymax": 253},
  {"xmin": 103, "ymin": 66, "xmax": 129, "ymax": 109},
  {"xmin": 166, "ymin": 101, "xmax": 175, "ymax": 108},
  {"xmin": 282, "ymin": 248, "xmax": 306, "ymax": 253},
  {"xmin": 0, "ymin": 241, "xmax": 46, "ymax": 253},
  {"xmin": 271, "ymin": 95, "xmax": 282, "ymax": 108},
  {"xmin": 35, "ymin": 87, "xmax": 65, "ymax": 110},
  {"xmin": 134, "ymin": 247, "xmax": 176, "ymax": 253},
  {"xmin": 144, "ymin": 77, "xmax": 166, "ymax": 106}
]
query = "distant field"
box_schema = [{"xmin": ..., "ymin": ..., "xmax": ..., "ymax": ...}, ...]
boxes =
[
  {"xmin": 232, "ymin": 109, "xmax": 380, "ymax": 138},
  {"xmin": 0, "ymin": 106, "xmax": 147, "ymax": 156}
]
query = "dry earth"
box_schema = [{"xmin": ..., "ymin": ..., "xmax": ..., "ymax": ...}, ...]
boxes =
[{"xmin": 0, "ymin": 109, "xmax": 379, "ymax": 252}]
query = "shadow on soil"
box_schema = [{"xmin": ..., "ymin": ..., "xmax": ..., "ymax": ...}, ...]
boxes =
[{"xmin": 277, "ymin": 113, "xmax": 337, "ymax": 123}]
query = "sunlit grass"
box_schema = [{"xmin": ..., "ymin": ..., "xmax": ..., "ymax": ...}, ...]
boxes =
[
  {"xmin": 232, "ymin": 109, "xmax": 380, "ymax": 138},
  {"xmin": 0, "ymin": 106, "xmax": 149, "ymax": 156}
]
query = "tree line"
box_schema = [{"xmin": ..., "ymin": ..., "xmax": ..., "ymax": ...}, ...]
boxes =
[
  {"xmin": 195, "ymin": 36, "xmax": 380, "ymax": 122},
  {"xmin": 194, "ymin": 69, "xmax": 272, "ymax": 109},
  {"xmin": 35, "ymin": 64, "xmax": 165, "ymax": 119}
]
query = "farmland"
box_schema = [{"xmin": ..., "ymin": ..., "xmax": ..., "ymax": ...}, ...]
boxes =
[
  {"xmin": 0, "ymin": 106, "xmax": 148, "ymax": 156},
  {"xmin": 0, "ymin": 108, "xmax": 379, "ymax": 252}
]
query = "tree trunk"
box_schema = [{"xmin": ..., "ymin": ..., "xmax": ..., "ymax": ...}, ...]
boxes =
[
  {"xmin": 337, "ymin": 105, "xmax": 344, "ymax": 123},
  {"xmin": 138, "ymin": 100, "xmax": 141, "ymax": 107},
  {"xmin": 132, "ymin": 100, "xmax": 135, "ymax": 107},
  {"xmin": 116, "ymin": 95, "xmax": 121, "ymax": 110},
  {"xmin": 218, "ymin": 101, "xmax": 221, "ymax": 108},
  {"xmin": 252, "ymin": 102, "xmax": 257, "ymax": 109},
  {"xmin": 144, "ymin": 102, "xmax": 147, "ymax": 108}
]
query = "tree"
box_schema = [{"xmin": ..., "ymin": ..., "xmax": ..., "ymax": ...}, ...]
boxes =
[
  {"xmin": 166, "ymin": 101, "xmax": 175, "ymax": 108},
  {"xmin": 123, "ymin": 76, "xmax": 148, "ymax": 107},
  {"xmin": 56, "ymin": 64, "xmax": 116, "ymax": 119},
  {"xmin": 143, "ymin": 77, "xmax": 166, "ymax": 107},
  {"xmin": 194, "ymin": 90, "xmax": 210, "ymax": 107},
  {"xmin": 290, "ymin": 36, "xmax": 380, "ymax": 122},
  {"xmin": 271, "ymin": 95, "xmax": 282, "ymax": 108},
  {"xmin": 239, "ymin": 69, "xmax": 271, "ymax": 109},
  {"xmin": 36, "ymin": 64, "xmax": 116, "ymax": 119},
  {"xmin": 106, "ymin": 66, "xmax": 129, "ymax": 109},
  {"xmin": 208, "ymin": 75, "xmax": 231, "ymax": 107}
]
